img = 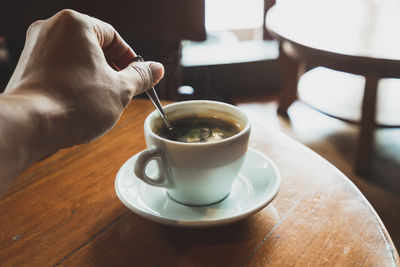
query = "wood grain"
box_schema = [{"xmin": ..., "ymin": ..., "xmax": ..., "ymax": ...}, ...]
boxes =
[{"xmin": 0, "ymin": 99, "xmax": 398, "ymax": 266}]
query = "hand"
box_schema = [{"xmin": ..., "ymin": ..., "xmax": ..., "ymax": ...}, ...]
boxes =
[
  {"xmin": 5, "ymin": 9, "xmax": 164, "ymax": 150},
  {"xmin": 0, "ymin": 10, "xmax": 164, "ymax": 193}
]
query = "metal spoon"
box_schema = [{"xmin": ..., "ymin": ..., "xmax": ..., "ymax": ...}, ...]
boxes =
[{"xmin": 131, "ymin": 55, "xmax": 172, "ymax": 129}]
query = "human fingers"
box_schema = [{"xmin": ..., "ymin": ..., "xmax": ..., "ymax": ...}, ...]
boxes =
[
  {"xmin": 118, "ymin": 61, "xmax": 164, "ymax": 105},
  {"xmin": 89, "ymin": 16, "xmax": 136, "ymax": 70}
]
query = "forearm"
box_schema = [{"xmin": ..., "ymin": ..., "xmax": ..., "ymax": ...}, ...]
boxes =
[
  {"xmin": 0, "ymin": 92, "xmax": 61, "ymax": 194},
  {"xmin": 0, "ymin": 9, "xmax": 164, "ymax": 196}
]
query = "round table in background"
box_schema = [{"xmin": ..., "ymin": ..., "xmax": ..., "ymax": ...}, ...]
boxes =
[{"xmin": 266, "ymin": 0, "xmax": 400, "ymax": 174}]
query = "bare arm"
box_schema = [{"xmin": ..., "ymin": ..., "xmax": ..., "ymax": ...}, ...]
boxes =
[{"xmin": 0, "ymin": 9, "xmax": 164, "ymax": 195}]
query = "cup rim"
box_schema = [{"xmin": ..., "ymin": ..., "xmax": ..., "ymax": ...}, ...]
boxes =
[{"xmin": 144, "ymin": 100, "xmax": 251, "ymax": 146}]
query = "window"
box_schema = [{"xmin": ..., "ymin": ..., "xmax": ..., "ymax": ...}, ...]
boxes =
[{"xmin": 205, "ymin": 0, "xmax": 264, "ymax": 40}]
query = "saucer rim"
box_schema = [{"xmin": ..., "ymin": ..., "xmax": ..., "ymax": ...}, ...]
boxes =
[{"xmin": 115, "ymin": 148, "xmax": 281, "ymax": 228}]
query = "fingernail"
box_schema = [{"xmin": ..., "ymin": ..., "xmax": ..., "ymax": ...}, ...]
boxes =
[{"xmin": 149, "ymin": 62, "xmax": 164, "ymax": 83}]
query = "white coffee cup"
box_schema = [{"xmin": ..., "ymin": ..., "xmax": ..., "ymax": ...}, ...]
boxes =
[{"xmin": 134, "ymin": 100, "xmax": 251, "ymax": 206}]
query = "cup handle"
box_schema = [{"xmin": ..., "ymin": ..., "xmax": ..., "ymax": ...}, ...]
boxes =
[{"xmin": 134, "ymin": 148, "xmax": 173, "ymax": 188}]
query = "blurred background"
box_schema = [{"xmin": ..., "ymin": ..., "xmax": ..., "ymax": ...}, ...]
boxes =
[
  {"xmin": 0, "ymin": 0, "xmax": 398, "ymax": 250},
  {"xmin": 0, "ymin": 0, "xmax": 279, "ymax": 100}
]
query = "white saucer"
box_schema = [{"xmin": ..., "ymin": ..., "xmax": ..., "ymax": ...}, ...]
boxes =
[{"xmin": 115, "ymin": 148, "xmax": 281, "ymax": 228}]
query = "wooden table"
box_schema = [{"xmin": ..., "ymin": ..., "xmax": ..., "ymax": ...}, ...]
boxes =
[
  {"xmin": 0, "ymin": 99, "xmax": 398, "ymax": 266},
  {"xmin": 266, "ymin": 0, "xmax": 400, "ymax": 175}
]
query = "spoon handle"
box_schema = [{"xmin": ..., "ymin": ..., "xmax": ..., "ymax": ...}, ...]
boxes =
[
  {"xmin": 131, "ymin": 55, "xmax": 172, "ymax": 129},
  {"xmin": 145, "ymin": 87, "xmax": 172, "ymax": 129}
]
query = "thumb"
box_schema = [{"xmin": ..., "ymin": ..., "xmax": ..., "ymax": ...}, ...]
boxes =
[{"xmin": 119, "ymin": 61, "xmax": 164, "ymax": 96}]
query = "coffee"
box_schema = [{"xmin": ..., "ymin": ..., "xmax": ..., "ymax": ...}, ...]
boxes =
[
  {"xmin": 156, "ymin": 116, "xmax": 241, "ymax": 143},
  {"xmin": 136, "ymin": 100, "xmax": 250, "ymax": 205}
]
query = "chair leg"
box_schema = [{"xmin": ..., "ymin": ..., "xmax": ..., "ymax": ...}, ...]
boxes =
[
  {"xmin": 355, "ymin": 75, "xmax": 379, "ymax": 175},
  {"xmin": 277, "ymin": 42, "xmax": 304, "ymax": 116}
]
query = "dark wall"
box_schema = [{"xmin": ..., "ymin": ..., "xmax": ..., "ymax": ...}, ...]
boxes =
[
  {"xmin": 0, "ymin": 0, "xmax": 206, "ymax": 41},
  {"xmin": 0, "ymin": 0, "xmax": 206, "ymax": 97}
]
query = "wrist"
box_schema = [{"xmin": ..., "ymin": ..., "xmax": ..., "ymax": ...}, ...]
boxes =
[{"xmin": 0, "ymin": 91, "xmax": 64, "ymax": 165}]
